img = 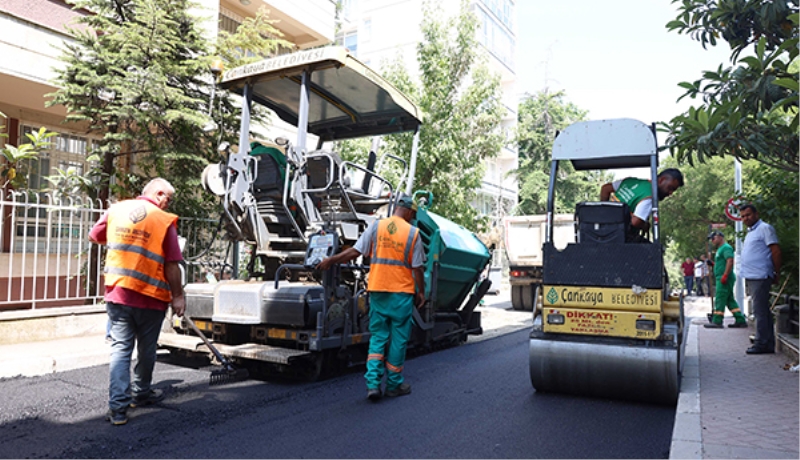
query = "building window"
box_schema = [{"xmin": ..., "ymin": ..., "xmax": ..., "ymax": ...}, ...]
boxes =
[
  {"xmin": 362, "ymin": 18, "xmax": 371, "ymax": 42},
  {"xmin": 337, "ymin": 31, "xmax": 358, "ymax": 56},
  {"xmin": 475, "ymin": 5, "xmax": 515, "ymax": 69},
  {"xmin": 341, "ymin": 0, "xmax": 358, "ymax": 23},
  {"xmin": 20, "ymin": 125, "xmax": 96, "ymax": 191}
]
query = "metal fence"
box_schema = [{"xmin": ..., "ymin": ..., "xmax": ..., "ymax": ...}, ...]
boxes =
[
  {"xmin": 1, "ymin": 191, "xmax": 232, "ymax": 312},
  {"xmin": 0, "ymin": 191, "xmax": 105, "ymax": 310}
]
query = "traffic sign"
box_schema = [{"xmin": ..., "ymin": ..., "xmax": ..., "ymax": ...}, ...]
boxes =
[{"xmin": 725, "ymin": 196, "xmax": 745, "ymax": 221}]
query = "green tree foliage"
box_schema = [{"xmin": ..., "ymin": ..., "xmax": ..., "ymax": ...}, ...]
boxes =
[
  {"xmin": 47, "ymin": 1, "xmax": 292, "ymax": 218},
  {"xmin": 659, "ymin": 155, "xmax": 735, "ymax": 257},
  {"xmin": 48, "ymin": 0, "xmax": 220, "ymax": 216},
  {"xmin": 513, "ymin": 90, "xmax": 612, "ymax": 215},
  {"xmin": 660, "ymin": 156, "xmax": 798, "ymax": 294},
  {"xmin": 373, "ymin": 0, "xmax": 505, "ymax": 231},
  {"xmin": 214, "ymin": 7, "xmax": 293, "ymax": 67},
  {"xmin": 662, "ymin": 0, "xmax": 799, "ymax": 172},
  {"xmin": 0, "ymin": 116, "xmax": 56, "ymax": 190}
]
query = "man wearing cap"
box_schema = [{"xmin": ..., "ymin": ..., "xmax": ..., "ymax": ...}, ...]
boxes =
[
  {"xmin": 739, "ymin": 204, "xmax": 782, "ymax": 354},
  {"xmin": 599, "ymin": 168, "xmax": 684, "ymax": 241},
  {"xmin": 705, "ymin": 231, "xmax": 747, "ymax": 328},
  {"xmin": 318, "ymin": 195, "xmax": 426, "ymax": 400}
]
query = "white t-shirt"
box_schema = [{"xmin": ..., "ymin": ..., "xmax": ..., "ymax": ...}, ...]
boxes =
[{"xmin": 694, "ymin": 261, "xmax": 706, "ymax": 277}]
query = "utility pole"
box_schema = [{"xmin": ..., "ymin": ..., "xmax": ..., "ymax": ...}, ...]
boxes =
[{"xmin": 734, "ymin": 160, "xmax": 745, "ymax": 313}]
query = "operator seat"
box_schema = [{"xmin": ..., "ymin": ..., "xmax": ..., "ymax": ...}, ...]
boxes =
[
  {"xmin": 249, "ymin": 142, "xmax": 306, "ymax": 236},
  {"xmin": 575, "ymin": 201, "xmax": 631, "ymax": 244}
]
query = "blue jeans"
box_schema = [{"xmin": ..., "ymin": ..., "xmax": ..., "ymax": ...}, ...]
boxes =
[
  {"xmin": 684, "ymin": 276, "xmax": 694, "ymax": 295},
  {"xmin": 107, "ymin": 302, "xmax": 166, "ymax": 412}
]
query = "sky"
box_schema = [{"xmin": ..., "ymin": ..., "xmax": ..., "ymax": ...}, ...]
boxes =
[{"xmin": 515, "ymin": 0, "xmax": 733, "ymax": 143}]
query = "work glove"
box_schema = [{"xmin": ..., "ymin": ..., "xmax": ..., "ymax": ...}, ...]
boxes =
[{"xmin": 721, "ymin": 274, "xmax": 728, "ymax": 285}]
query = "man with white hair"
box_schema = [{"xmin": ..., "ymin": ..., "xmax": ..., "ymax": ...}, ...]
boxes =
[{"xmin": 89, "ymin": 178, "xmax": 185, "ymax": 425}]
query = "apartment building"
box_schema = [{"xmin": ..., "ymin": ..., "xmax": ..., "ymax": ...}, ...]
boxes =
[{"xmin": 335, "ymin": 0, "xmax": 518, "ymax": 226}]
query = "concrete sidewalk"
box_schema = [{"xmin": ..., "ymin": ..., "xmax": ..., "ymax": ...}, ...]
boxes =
[{"xmin": 670, "ymin": 295, "xmax": 799, "ymax": 459}]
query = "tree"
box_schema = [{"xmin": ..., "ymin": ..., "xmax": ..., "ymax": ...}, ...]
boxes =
[
  {"xmin": 47, "ymin": 0, "xmax": 220, "ymax": 217},
  {"xmin": 214, "ymin": 7, "xmax": 293, "ymax": 67},
  {"xmin": 513, "ymin": 90, "xmax": 612, "ymax": 215},
  {"xmin": 659, "ymin": 155, "xmax": 798, "ymax": 294},
  {"xmin": 47, "ymin": 1, "xmax": 294, "ymax": 219},
  {"xmin": 661, "ymin": 0, "xmax": 799, "ymax": 172},
  {"xmin": 375, "ymin": 0, "xmax": 505, "ymax": 231},
  {"xmin": 659, "ymin": 155, "xmax": 736, "ymax": 257}
]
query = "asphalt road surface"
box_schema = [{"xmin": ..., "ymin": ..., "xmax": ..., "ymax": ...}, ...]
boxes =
[{"xmin": 0, "ymin": 328, "xmax": 675, "ymax": 459}]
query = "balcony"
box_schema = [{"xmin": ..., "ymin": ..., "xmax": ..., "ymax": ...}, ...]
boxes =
[{"xmin": 224, "ymin": 0, "xmax": 335, "ymax": 49}]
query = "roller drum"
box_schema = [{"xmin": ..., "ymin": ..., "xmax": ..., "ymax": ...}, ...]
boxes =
[{"xmin": 529, "ymin": 333, "xmax": 680, "ymax": 405}]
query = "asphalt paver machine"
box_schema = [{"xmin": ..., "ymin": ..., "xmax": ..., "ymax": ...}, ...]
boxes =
[
  {"xmin": 159, "ymin": 47, "xmax": 492, "ymax": 379},
  {"xmin": 528, "ymin": 118, "xmax": 686, "ymax": 404}
]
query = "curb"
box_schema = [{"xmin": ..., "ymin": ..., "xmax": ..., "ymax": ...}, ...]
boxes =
[
  {"xmin": 0, "ymin": 335, "xmax": 110, "ymax": 379},
  {"xmin": 669, "ymin": 322, "xmax": 701, "ymax": 459}
]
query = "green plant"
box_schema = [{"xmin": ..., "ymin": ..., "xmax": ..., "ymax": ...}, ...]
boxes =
[{"xmin": 0, "ymin": 119, "xmax": 56, "ymax": 189}]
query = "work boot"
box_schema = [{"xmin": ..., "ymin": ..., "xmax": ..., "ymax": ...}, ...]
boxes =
[
  {"xmin": 703, "ymin": 323, "xmax": 723, "ymax": 329},
  {"xmin": 130, "ymin": 389, "xmax": 165, "ymax": 408},
  {"xmin": 746, "ymin": 346, "xmax": 774, "ymax": 355},
  {"xmin": 728, "ymin": 321, "xmax": 747, "ymax": 328},
  {"xmin": 385, "ymin": 382, "xmax": 411, "ymax": 397},
  {"xmin": 366, "ymin": 388, "xmax": 382, "ymax": 401},
  {"xmin": 106, "ymin": 409, "xmax": 128, "ymax": 426}
]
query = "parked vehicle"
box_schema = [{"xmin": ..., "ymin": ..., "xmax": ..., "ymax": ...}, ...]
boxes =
[{"xmin": 504, "ymin": 214, "xmax": 574, "ymax": 311}]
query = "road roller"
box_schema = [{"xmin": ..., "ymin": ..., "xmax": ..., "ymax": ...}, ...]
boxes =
[
  {"xmin": 158, "ymin": 47, "xmax": 492, "ymax": 379},
  {"xmin": 529, "ymin": 118, "xmax": 686, "ymax": 405}
]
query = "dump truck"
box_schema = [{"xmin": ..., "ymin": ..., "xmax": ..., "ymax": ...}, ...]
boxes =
[
  {"xmin": 528, "ymin": 118, "xmax": 686, "ymax": 405},
  {"xmin": 158, "ymin": 47, "xmax": 492, "ymax": 379},
  {"xmin": 504, "ymin": 214, "xmax": 574, "ymax": 311}
]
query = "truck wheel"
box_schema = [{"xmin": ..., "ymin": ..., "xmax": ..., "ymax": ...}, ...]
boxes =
[
  {"xmin": 511, "ymin": 285, "xmax": 523, "ymax": 310},
  {"xmin": 522, "ymin": 285, "xmax": 534, "ymax": 311}
]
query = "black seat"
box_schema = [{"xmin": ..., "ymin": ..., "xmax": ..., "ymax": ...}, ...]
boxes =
[
  {"xmin": 250, "ymin": 143, "xmax": 287, "ymax": 198},
  {"xmin": 575, "ymin": 201, "xmax": 630, "ymax": 244},
  {"xmin": 306, "ymin": 151, "xmax": 341, "ymax": 190}
]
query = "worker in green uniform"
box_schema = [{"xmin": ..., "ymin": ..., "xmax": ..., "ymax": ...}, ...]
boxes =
[
  {"xmin": 317, "ymin": 196, "xmax": 426, "ymax": 400},
  {"xmin": 600, "ymin": 168, "xmax": 684, "ymax": 240},
  {"xmin": 705, "ymin": 231, "xmax": 747, "ymax": 328}
]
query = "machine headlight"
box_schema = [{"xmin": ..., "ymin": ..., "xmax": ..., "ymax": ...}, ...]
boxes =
[
  {"xmin": 547, "ymin": 313, "xmax": 565, "ymax": 325},
  {"xmin": 636, "ymin": 319, "xmax": 656, "ymax": 331}
]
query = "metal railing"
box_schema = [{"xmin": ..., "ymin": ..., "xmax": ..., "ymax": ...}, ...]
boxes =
[
  {"xmin": 1, "ymin": 191, "xmax": 233, "ymax": 312},
  {"xmin": 773, "ymin": 292, "xmax": 799, "ymax": 337},
  {"xmin": 0, "ymin": 191, "xmax": 106, "ymax": 310}
]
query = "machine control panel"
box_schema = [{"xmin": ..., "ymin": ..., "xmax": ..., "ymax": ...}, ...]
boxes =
[{"xmin": 305, "ymin": 233, "xmax": 338, "ymax": 267}]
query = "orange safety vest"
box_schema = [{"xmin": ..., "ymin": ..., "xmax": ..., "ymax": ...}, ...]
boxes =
[
  {"xmin": 104, "ymin": 199, "xmax": 178, "ymax": 302},
  {"xmin": 367, "ymin": 216, "xmax": 420, "ymax": 294}
]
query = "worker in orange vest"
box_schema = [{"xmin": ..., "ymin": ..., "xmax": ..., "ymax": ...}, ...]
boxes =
[
  {"xmin": 89, "ymin": 178, "xmax": 185, "ymax": 425},
  {"xmin": 318, "ymin": 195, "xmax": 426, "ymax": 400}
]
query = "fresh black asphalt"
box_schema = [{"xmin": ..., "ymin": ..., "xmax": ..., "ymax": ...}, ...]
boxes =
[{"xmin": 0, "ymin": 329, "xmax": 675, "ymax": 458}]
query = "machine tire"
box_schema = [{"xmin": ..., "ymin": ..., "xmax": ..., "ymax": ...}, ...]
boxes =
[
  {"xmin": 511, "ymin": 285, "xmax": 523, "ymax": 310},
  {"xmin": 521, "ymin": 285, "xmax": 535, "ymax": 311}
]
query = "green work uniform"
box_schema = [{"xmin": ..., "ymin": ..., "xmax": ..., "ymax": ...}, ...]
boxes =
[
  {"xmin": 613, "ymin": 178, "xmax": 652, "ymax": 210},
  {"xmin": 712, "ymin": 242, "xmax": 746, "ymax": 325},
  {"xmin": 365, "ymin": 292, "xmax": 414, "ymax": 390}
]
